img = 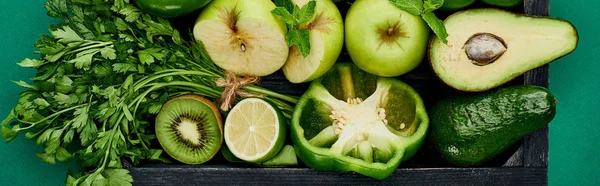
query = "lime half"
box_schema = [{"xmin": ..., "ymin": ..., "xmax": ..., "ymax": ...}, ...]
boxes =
[{"xmin": 224, "ymin": 98, "xmax": 287, "ymax": 163}]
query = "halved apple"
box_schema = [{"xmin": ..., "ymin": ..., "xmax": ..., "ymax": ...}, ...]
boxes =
[
  {"xmin": 193, "ymin": 0, "xmax": 289, "ymax": 76},
  {"xmin": 282, "ymin": 0, "xmax": 344, "ymax": 83}
]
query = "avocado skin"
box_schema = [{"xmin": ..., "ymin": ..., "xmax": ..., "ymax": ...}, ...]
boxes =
[{"xmin": 429, "ymin": 85, "xmax": 556, "ymax": 166}]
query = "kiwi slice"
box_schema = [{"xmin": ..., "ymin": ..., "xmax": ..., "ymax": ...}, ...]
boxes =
[{"xmin": 155, "ymin": 95, "xmax": 223, "ymax": 164}]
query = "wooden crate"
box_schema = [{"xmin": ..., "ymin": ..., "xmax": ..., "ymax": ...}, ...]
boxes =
[{"xmin": 126, "ymin": 0, "xmax": 550, "ymax": 185}]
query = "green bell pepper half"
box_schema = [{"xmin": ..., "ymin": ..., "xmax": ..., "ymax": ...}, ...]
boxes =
[
  {"xmin": 290, "ymin": 63, "xmax": 429, "ymax": 180},
  {"xmin": 135, "ymin": 0, "xmax": 212, "ymax": 18}
]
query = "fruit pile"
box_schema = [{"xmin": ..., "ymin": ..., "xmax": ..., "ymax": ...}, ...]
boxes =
[{"xmin": 0, "ymin": 0, "xmax": 578, "ymax": 184}]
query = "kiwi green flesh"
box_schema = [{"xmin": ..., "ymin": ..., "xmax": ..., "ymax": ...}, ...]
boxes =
[{"xmin": 155, "ymin": 97, "xmax": 222, "ymax": 165}]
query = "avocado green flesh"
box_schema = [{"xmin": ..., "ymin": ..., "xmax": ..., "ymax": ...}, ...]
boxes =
[
  {"xmin": 430, "ymin": 9, "xmax": 578, "ymax": 92},
  {"xmin": 429, "ymin": 85, "xmax": 556, "ymax": 166}
]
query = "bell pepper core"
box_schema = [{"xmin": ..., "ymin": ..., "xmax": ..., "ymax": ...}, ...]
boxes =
[{"xmin": 290, "ymin": 63, "xmax": 429, "ymax": 180}]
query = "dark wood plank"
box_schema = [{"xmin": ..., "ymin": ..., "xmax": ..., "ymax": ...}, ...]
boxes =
[
  {"xmin": 129, "ymin": 166, "xmax": 547, "ymax": 186},
  {"xmin": 522, "ymin": 0, "xmax": 550, "ymax": 168},
  {"xmin": 525, "ymin": 0, "xmax": 550, "ymax": 17},
  {"xmin": 503, "ymin": 146, "xmax": 524, "ymax": 167}
]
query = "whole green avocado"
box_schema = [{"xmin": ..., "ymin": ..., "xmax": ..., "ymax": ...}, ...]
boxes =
[{"xmin": 429, "ymin": 85, "xmax": 556, "ymax": 166}]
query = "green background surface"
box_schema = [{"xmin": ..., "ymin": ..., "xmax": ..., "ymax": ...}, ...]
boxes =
[{"xmin": 0, "ymin": 0, "xmax": 597, "ymax": 185}]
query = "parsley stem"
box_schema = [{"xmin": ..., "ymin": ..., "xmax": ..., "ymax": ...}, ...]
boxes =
[
  {"xmin": 130, "ymin": 81, "xmax": 221, "ymax": 113},
  {"xmin": 244, "ymin": 85, "xmax": 299, "ymax": 104},
  {"xmin": 99, "ymin": 114, "xmax": 123, "ymax": 173},
  {"xmin": 65, "ymin": 42, "xmax": 112, "ymax": 55},
  {"xmin": 133, "ymin": 70, "xmax": 214, "ymax": 91},
  {"xmin": 16, "ymin": 104, "xmax": 86, "ymax": 129}
]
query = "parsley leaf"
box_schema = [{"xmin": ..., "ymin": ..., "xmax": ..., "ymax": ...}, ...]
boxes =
[
  {"xmin": 69, "ymin": 49, "xmax": 100, "ymax": 70},
  {"xmin": 52, "ymin": 26, "xmax": 83, "ymax": 44},
  {"xmin": 17, "ymin": 58, "xmax": 45, "ymax": 68},
  {"xmin": 118, "ymin": 5, "xmax": 141, "ymax": 22},
  {"xmin": 102, "ymin": 169, "xmax": 133, "ymax": 186},
  {"xmin": 100, "ymin": 47, "xmax": 117, "ymax": 60},
  {"xmin": 45, "ymin": 0, "xmax": 68, "ymax": 20},
  {"xmin": 1, "ymin": 125, "xmax": 18, "ymax": 142},
  {"xmin": 36, "ymin": 152, "xmax": 56, "ymax": 165},
  {"xmin": 137, "ymin": 48, "xmax": 167, "ymax": 65}
]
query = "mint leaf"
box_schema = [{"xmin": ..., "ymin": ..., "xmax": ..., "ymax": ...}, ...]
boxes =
[
  {"xmin": 273, "ymin": 0, "xmax": 295, "ymax": 13},
  {"xmin": 298, "ymin": 0, "xmax": 317, "ymax": 24},
  {"xmin": 273, "ymin": 0, "xmax": 316, "ymax": 57},
  {"xmin": 285, "ymin": 29, "xmax": 300, "ymax": 48},
  {"xmin": 389, "ymin": 0, "xmax": 424, "ymax": 15},
  {"xmin": 297, "ymin": 29, "xmax": 311, "ymax": 57},
  {"xmin": 271, "ymin": 7, "xmax": 296, "ymax": 26},
  {"xmin": 424, "ymin": 0, "xmax": 444, "ymax": 12},
  {"xmin": 286, "ymin": 29, "xmax": 312, "ymax": 57},
  {"xmin": 422, "ymin": 12, "xmax": 448, "ymax": 44}
]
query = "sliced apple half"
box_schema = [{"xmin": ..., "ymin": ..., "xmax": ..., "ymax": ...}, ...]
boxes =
[
  {"xmin": 282, "ymin": 0, "xmax": 344, "ymax": 83},
  {"xmin": 193, "ymin": 0, "xmax": 289, "ymax": 76}
]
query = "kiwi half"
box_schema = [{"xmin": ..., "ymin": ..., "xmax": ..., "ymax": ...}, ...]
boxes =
[{"xmin": 155, "ymin": 95, "xmax": 223, "ymax": 164}]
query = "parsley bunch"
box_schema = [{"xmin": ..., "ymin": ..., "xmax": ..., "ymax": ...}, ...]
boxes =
[{"xmin": 1, "ymin": 0, "xmax": 297, "ymax": 185}]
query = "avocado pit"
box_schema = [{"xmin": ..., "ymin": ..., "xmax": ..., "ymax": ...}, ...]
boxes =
[{"xmin": 463, "ymin": 33, "xmax": 507, "ymax": 66}]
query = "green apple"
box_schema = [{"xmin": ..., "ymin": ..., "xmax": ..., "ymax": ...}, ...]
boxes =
[
  {"xmin": 345, "ymin": 0, "xmax": 430, "ymax": 77},
  {"xmin": 282, "ymin": 0, "xmax": 344, "ymax": 83},
  {"xmin": 193, "ymin": 0, "xmax": 289, "ymax": 76}
]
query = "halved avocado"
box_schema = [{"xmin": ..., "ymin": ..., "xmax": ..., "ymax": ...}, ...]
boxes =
[{"xmin": 429, "ymin": 8, "xmax": 578, "ymax": 92}]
